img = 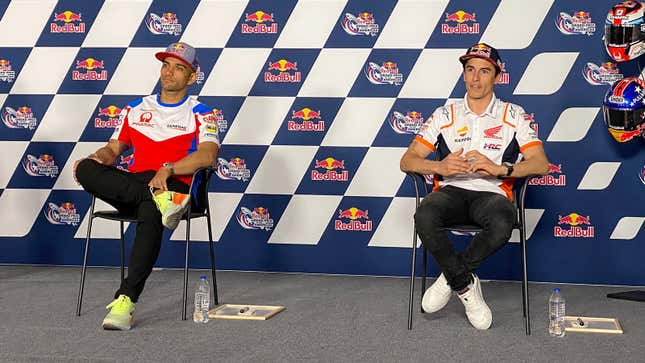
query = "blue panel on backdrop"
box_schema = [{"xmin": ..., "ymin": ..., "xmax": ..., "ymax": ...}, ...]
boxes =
[
  {"xmin": 212, "ymin": 145, "xmax": 268, "ymax": 193},
  {"xmin": 226, "ymin": 0, "xmax": 298, "ymax": 48},
  {"xmin": 295, "ymin": 146, "xmax": 367, "ymax": 195},
  {"xmin": 0, "ymin": 48, "xmax": 31, "ymax": 93},
  {"xmin": 324, "ymin": 0, "xmax": 397, "ymax": 48},
  {"xmin": 426, "ymin": 0, "xmax": 500, "ymax": 48},
  {"xmin": 248, "ymin": 49, "xmax": 320, "ymax": 97},
  {"xmin": 272, "ymin": 97, "xmax": 344, "ymax": 145},
  {"xmin": 372, "ymin": 98, "xmax": 447, "ymax": 147},
  {"xmin": 36, "ymin": 0, "xmax": 103, "ymax": 47},
  {"xmin": 78, "ymin": 95, "xmax": 139, "ymax": 142},
  {"xmin": 196, "ymin": 96, "xmax": 245, "ymax": 142},
  {"xmin": 58, "ymin": 48, "xmax": 125, "ymax": 94},
  {"xmin": 348, "ymin": 49, "xmax": 421, "ymax": 97},
  {"xmin": 7, "ymin": 142, "xmax": 75, "ymax": 189},
  {"xmin": 130, "ymin": 0, "xmax": 199, "ymax": 47}
]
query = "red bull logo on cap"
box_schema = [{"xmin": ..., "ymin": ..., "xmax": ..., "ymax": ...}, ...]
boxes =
[
  {"xmin": 335, "ymin": 207, "xmax": 372, "ymax": 231},
  {"xmin": 530, "ymin": 163, "xmax": 566, "ymax": 186},
  {"xmin": 311, "ymin": 157, "xmax": 349, "ymax": 181},
  {"xmin": 442, "ymin": 10, "xmax": 479, "ymax": 34},
  {"xmin": 265, "ymin": 59, "xmax": 301, "ymax": 83},
  {"xmin": 341, "ymin": 12, "xmax": 379, "ymax": 36},
  {"xmin": 146, "ymin": 12, "xmax": 182, "ymax": 36},
  {"xmin": 95, "ymin": 105, "xmax": 122, "ymax": 128},
  {"xmin": 554, "ymin": 212, "xmax": 594, "ymax": 238},
  {"xmin": 236, "ymin": 206, "xmax": 274, "ymax": 230},
  {"xmin": 0, "ymin": 59, "xmax": 15, "ymax": 83},
  {"xmin": 51, "ymin": 10, "xmax": 85, "ymax": 33},
  {"xmin": 288, "ymin": 107, "xmax": 324, "ymax": 132},
  {"xmin": 44, "ymin": 201, "xmax": 81, "ymax": 226},
  {"xmin": 242, "ymin": 10, "xmax": 278, "ymax": 34},
  {"xmin": 2, "ymin": 105, "xmax": 37, "ymax": 130},
  {"xmin": 555, "ymin": 10, "xmax": 596, "ymax": 36},
  {"xmin": 72, "ymin": 58, "xmax": 108, "ymax": 81},
  {"xmin": 389, "ymin": 110, "xmax": 425, "ymax": 134}
]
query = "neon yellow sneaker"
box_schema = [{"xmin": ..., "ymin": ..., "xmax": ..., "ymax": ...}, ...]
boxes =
[
  {"xmin": 102, "ymin": 294, "xmax": 135, "ymax": 330},
  {"xmin": 152, "ymin": 190, "xmax": 190, "ymax": 229}
]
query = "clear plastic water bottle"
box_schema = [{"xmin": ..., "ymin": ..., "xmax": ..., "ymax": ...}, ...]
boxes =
[
  {"xmin": 548, "ymin": 288, "xmax": 565, "ymax": 337},
  {"xmin": 193, "ymin": 275, "xmax": 210, "ymax": 323}
]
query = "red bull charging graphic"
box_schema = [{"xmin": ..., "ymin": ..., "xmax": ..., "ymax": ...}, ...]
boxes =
[
  {"xmin": 335, "ymin": 207, "xmax": 372, "ymax": 231},
  {"xmin": 2, "ymin": 106, "xmax": 37, "ymax": 130},
  {"xmin": 242, "ymin": 10, "xmax": 278, "ymax": 34},
  {"xmin": 288, "ymin": 107, "xmax": 324, "ymax": 132},
  {"xmin": 554, "ymin": 212, "xmax": 594, "ymax": 238},
  {"xmin": 442, "ymin": 10, "xmax": 479, "ymax": 34},
  {"xmin": 237, "ymin": 206, "xmax": 274, "ymax": 230},
  {"xmin": 73, "ymin": 58, "xmax": 108, "ymax": 81},
  {"xmin": 50, "ymin": 10, "xmax": 85, "ymax": 33},
  {"xmin": 311, "ymin": 157, "xmax": 348, "ymax": 181},
  {"xmin": 341, "ymin": 12, "xmax": 379, "ymax": 36}
]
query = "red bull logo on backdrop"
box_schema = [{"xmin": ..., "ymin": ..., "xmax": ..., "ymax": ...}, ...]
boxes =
[
  {"xmin": 555, "ymin": 11, "xmax": 596, "ymax": 36},
  {"xmin": 365, "ymin": 61, "xmax": 404, "ymax": 86},
  {"xmin": 288, "ymin": 107, "xmax": 324, "ymax": 131},
  {"xmin": 389, "ymin": 111, "xmax": 424, "ymax": 134},
  {"xmin": 22, "ymin": 154, "xmax": 59, "ymax": 178},
  {"xmin": 311, "ymin": 157, "xmax": 349, "ymax": 181},
  {"xmin": 242, "ymin": 10, "xmax": 278, "ymax": 34},
  {"xmin": 265, "ymin": 59, "xmax": 301, "ymax": 83},
  {"xmin": 146, "ymin": 12, "xmax": 182, "ymax": 36},
  {"xmin": 554, "ymin": 212, "xmax": 594, "ymax": 238},
  {"xmin": 530, "ymin": 163, "xmax": 566, "ymax": 186},
  {"xmin": 237, "ymin": 206, "xmax": 274, "ymax": 230},
  {"xmin": 335, "ymin": 207, "xmax": 372, "ymax": 231},
  {"xmin": 50, "ymin": 10, "xmax": 85, "ymax": 33},
  {"xmin": 44, "ymin": 202, "xmax": 81, "ymax": 226},
  {"xmin": 2, "ymin": 106, "xmax": 37, "ymax": 130},
  {"xmin": 639, "ymin": 165, "xmax": 645, "ymax": 185},
  {"xmin": 442, "ymin": 10, "xmax": 479, "ymax": 34},
  {"xmin": 95, "ymin": 105, "xmax": 122, "ymax": 128},
  {"xmin": 341, "ymin": 12, "xmax": 379, "ymax": 36},
  {"xmin": 216, "ymin": 157, "xmax": 251, "ymax": 182},
  {"xmin": 72, "ymin": 58, "xmax": 108, "ymax": 81},
  {"xmin": 495, "ymin": 62, "xmax": 510, "ymax": 85},
  {"xmin": 0, "ymin": 59, "xmax": 15, "ymax": 83},
  {"xmin": 583, "ymin": 62, "xmax": 623, "ymax": 85}
]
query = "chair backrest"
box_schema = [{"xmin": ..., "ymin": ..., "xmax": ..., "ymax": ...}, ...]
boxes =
[{"xmin": 188, "ymin": 166, "xmax": 216, "ymax": 213}]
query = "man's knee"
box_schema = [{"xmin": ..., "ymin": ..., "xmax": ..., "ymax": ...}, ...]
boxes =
[
  {"xmin": 76, "ymin": 159, "xmax": 101, "ymax": 187},
  {"xmin": 485, "ymin": 217, "xmax": 514, "ymax": 247},
  {"xmin": 137, "ymin": 200, "xmax": 161, "ymax": 223}
]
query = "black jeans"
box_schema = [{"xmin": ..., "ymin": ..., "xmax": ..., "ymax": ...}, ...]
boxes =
[
  {"xmin": 414, "ymin": 185, "xmax": 516, "ymax": 291},
  {"xmin": 76, "ymin": 159, "xmax": 193, "ymax": 302}
]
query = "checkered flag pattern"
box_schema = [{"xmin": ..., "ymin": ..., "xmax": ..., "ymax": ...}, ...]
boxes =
[{"xmin": 0, "ymin": 0, "xmax": 643, "ymax": 284}]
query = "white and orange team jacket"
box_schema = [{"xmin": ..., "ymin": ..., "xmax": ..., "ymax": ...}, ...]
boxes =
[
  {"xmin": 415, "ymin": 94, "xmax": 542, "ymax": 199},
  {"xmin": 111, "ymin": 95, "xmax": 220, "ymax": 185}
]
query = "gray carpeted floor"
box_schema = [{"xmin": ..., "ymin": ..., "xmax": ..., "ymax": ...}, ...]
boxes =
[{"xmin": 1, "ymin": 265, "xmax": 644, "ymax": 363}]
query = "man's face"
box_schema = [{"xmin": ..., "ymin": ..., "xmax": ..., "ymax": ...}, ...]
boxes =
[
  {"xmin": 160, "ymin": 57, "xmax": 196, "ymax": 92},
  {"xmin": 463, "ymin": 57, "xmax": 500, "ymax": 101}
]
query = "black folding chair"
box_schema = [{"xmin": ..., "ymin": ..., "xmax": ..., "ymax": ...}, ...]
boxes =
[
  {"xmin": 76, "ymin": 166, "xmax": 218, "ymax": 320},
  {"xmin": 405, "ymin": 170, "xmax": 532, "ymax": 335}
]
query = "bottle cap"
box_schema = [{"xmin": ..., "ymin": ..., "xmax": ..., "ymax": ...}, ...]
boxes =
[
  {"xmin": 200, "ymin": 275, "xmax": 207, "ymax": 279},
  {"xmin": 554, "ymin": 287, "xmax": 560, "ymax": 292}
]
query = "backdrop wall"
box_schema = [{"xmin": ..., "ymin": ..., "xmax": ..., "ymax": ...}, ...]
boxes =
[{"xmin": 0, "ymin": 0, "xmax": 643, "ymax": 285}]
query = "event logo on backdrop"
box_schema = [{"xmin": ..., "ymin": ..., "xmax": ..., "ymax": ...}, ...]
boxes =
[
  {"xmin": 237, "ymin": 206, "xmax": 274, "ymax": 230},
  {"xmin": 146, "ymin": 12, "xmax": 182, "ymax": 36},
  {"xmin": 555, "ymin": 11, "xmax": 596, "ymax": 36},
  {"xmin": 0, "ymin": 59, "xmax": 15, "ymax": 83},
  {"xmin": 365, "ymin": 61, "xmax": 404, "ymax": 85},
  {"xmin": 22, "ymin": 154, "xmax": 59, "ymax": 178},
  {"xmin": 217, "ymin": 157, "xmax": 251, "ymax": 182},
  {"xmin": 342, "ymin": 12, "xmax": 379, "ymax": 36},
  {"xmin": 44, "ymin": 202, "xmax": 81, "ymax": 226},
  {"xmin": 2, "ymin": 106, "xmax": 37, "ymax": 130},
  {"xmin": 389, "ymin": 111, "xmax": 424, "ymax": 134},
  {"xmin": 583, "ymin": 62, "xmax": 623, "ymax": 85}
]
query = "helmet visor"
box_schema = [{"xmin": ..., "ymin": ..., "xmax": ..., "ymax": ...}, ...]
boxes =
[
  {"xmin": 602, "ymin": 105, "xmax": 644, "ymax": 130},
  {"xmin": 605, "ymin": 24, "xmax": 645, "ymax": 46}
]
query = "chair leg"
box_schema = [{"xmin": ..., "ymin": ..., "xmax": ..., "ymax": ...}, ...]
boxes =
[
  {"xmin": 119, "ymin": 221, "xmax": 125, "ymax": 284},
  {"xmin": 206, "ymin": 211, "xmax": 218, "ymax": 306},
  {"xmin": 421, "ymin": 245, "xmax": 427, "ymax": 306},
  {"xmin": 520, "ymin": 226, "xmax": 530, "ymax": 335},
  {"xmin": 77, "ymin": 215, "xmax": 94, "ymax": 316},
  {"xmin": 408, "ymin": 225, "xmax": 418, "ymax": 330},
  {"xmin": 182, "ymin": 218, "xmax": 191, "ymax": 321}
]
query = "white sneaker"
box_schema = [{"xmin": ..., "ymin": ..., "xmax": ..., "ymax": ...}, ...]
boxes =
[
  {"xmin": 457, "ymin": 274, "xmax": 492, "ymax": 330},
  {"xmin": 421, "ymin": 273, "xmax": 452, "ymax": 313}
]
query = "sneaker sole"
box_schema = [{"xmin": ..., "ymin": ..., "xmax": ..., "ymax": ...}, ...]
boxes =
[{"xmin": 102, "ymin": 317, "xmax": 133, "ymax": 331}]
